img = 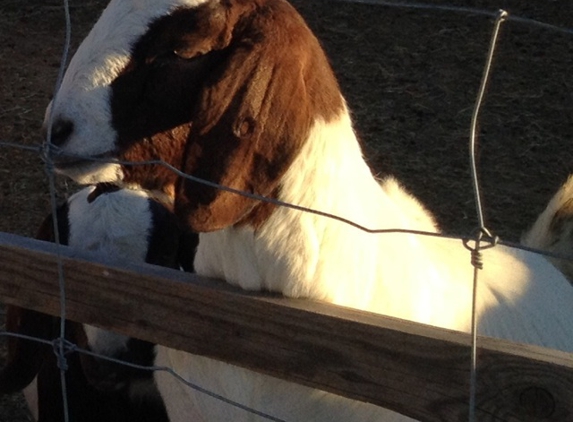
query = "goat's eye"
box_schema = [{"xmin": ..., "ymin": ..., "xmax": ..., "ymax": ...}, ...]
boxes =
[
  {"xmin": 147, "ymin": 51, "xmax": 183, "ymax": 65},
  {"xmin": 173, "ymin": 48, "xmax": 208, "ymax": 61},
  {"xmin": 153, "ymin": 49, "xmax": 200, "ymax": 62}
]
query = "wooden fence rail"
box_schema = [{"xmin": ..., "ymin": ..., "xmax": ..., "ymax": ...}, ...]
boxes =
[{"xmin": 0, "ymin": 231, "xmax": 572, "ymax": 421}]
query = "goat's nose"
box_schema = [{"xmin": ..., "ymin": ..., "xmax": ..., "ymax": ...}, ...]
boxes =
[{"xmin": 43, "ymin": 118, "xmax": 74, "ymax": 146}]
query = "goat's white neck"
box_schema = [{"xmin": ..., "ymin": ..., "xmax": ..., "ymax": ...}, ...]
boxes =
[{"xmin": 193, "ymin": 107, "xmax": 443, "ymax": 309}]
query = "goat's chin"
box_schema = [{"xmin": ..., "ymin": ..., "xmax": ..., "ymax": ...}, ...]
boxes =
[{"xmin": 55, "ymin": 161, "xmax": 124, "ymax": 185}]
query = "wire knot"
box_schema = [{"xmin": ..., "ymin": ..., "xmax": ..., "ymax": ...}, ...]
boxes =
[
  {"xmin": 52, "ymin": 338, "xmax": 78, "ymax": 371},
  {"xmin": 463, "ymin": 227, "xmax": 499, "ymax": 270},
  {"xmin": 40, "ymin": 142, "xmax": 59, "ymax": 173}
]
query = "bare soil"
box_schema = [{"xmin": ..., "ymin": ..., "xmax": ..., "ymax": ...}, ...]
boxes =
[{"xmin": 1, "ymin": 0, "xmax": 572, "ymax": 419}]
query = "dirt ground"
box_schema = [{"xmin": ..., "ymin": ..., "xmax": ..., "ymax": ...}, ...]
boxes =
[{"xmin": 1, "ymin": 0, "xmax": 572, "ymax": 420}]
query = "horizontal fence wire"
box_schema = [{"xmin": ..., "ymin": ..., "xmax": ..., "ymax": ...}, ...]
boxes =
[
  {"xmin": 1, "ymin": 1, "xmax": 573, "ymax": 422},
  {"xmin": 333, "ymin": 0, "xmax": 573, "ymax": 36},
  {"xmin": 1, "ymin": 138, "xmax": 572, "ymax": 264}
]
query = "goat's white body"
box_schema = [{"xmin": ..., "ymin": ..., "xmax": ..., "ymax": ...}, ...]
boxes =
[
  {"xmin": 155, "ymin": 110, "xmax": 573, "ymax": 421},
  {"xmin": 12, "ymin": 186, "xmax": 167, "ymax": 420},
  {"xmin": 68, "ymin": 187, "xmax": 150, "ymax": 360},
  {"xmin": 155, "ymin": 348, "xmax": 414, "ymax": 422},
  {"xmin": 69, "ymin": 187, "xmax": 162, "ymax": 397}
]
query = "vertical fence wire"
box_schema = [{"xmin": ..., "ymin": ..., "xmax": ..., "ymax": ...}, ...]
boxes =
[
  {"xmin": 42, "ymin": 0, "xmax": 73, "ymax": 420},
  {"xmin": 466, "ymin": 10, "xmax": 508, "ymax": 422},
  {"xmin": 1, "ymin": 1, "xmax": 573, "ymax": 422}
]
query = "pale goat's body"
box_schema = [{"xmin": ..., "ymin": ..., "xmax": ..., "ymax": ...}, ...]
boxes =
[
  {"xmin": 155, "ymin": 112, "xmax": 573, "ymax": 422},
  {"xmin": 0, "ymin": 185, "xmax": 176, "ymax": 422}
]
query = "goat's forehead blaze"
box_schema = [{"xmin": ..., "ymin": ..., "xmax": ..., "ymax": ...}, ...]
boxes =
[{"xmin": 44, "ymin": 0, "xmax": 213, "ymax": 175}]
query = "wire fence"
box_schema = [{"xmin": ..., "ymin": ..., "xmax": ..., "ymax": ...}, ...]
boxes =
[{"xmin": 1, "ymin": 1, "xmax": 573, "ymax": 421}]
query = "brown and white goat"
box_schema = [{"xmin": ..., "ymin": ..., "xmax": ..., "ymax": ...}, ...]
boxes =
[
  {"xmin": 43, "ymin": 0, "xmax": 573, "ymax": 420},
  {"xmin": 0, "ymin": 184, "xmax": 197, "ymax": 422},
  {"xmin": 522, "ymin": 175, "xmax": 573, "ymax": 283}
]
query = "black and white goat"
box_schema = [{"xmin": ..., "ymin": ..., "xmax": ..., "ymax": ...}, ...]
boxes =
[
  {"xmin": 0, "ymin": 184, "xmax": 197, "ymax": 421},
  {"xmin": 42, "ymin": 0, "xmax": 573, "ymax": 420}
]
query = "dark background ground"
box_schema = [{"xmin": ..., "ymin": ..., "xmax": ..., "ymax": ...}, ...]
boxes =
[{"xmin": 1, "ymin": 0, "xmax": 572, "ymax": 419}]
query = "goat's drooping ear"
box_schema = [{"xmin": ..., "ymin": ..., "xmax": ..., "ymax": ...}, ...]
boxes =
[
  {"xmin": 0, "ymin": 307, "xmax": 56, "ymax": 394},
  {"xmin": 175, "ymin": 0, "xmax": 343, "ymax": 231}
]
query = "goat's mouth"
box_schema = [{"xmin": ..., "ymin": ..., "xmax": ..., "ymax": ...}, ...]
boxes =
[
  {"xmin": 48, "ymin": 151, "xmax": 115, "ymax": 171},
  {"xmin": 52, "ymin": 157, "xmax": 94, "ymax": 171},
  {"xmin": 47, "ymin": 152, "xmax": 123, "ymax": 184}
]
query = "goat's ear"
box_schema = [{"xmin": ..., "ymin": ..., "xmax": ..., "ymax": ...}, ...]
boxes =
[
  {"xmin": 175, "ymin": 0, "xmax": 342, "ymax": 231},
  {"xmin": 177, "ymin": 230, "xmax": 200, "ymax": 272},
  {"xmin": 36, "ymin": 202, "xmax": 70, "ymax": 244},
  {"xmin": 0, "ymin": 306, "xmax": 56, "ymax": 394}
]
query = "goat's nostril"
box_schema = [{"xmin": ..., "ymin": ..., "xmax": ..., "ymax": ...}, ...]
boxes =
[{"xmin": 45, "ymin": 119, "xmax": 74, "ymax": 147}]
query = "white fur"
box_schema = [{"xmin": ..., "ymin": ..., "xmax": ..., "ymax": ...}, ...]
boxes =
[
  {"xmin": 19, "ymin": 186, "xmax": 162, "ymax": 420},
  {"xmin": 154, "ymin": 111, "xmax": 573, "ymax": 422},
  {"xmin": 22, "ymin": 379, "xmax": 39, "ymax": 421},
  {"xmin": 67, "ymin": 186, "xmax": 152, "ymax": 262},
  {"xmin": 68, "ymin": 186, "xmax": 154, "ymax": 362},
  {"xmin": 61, "ymin": 161, "xmax": 124, "ymax": 186},
  {"xmin": 45, "ymin": 0, "xmax": 210, "ymax": 182},
  {"xmin": 84, "ymin": 324, "xmax": 130, "ymax": 356},
  {"xmin": 522, "ymin": 175, "xmax": 573, "ymax": 283}
]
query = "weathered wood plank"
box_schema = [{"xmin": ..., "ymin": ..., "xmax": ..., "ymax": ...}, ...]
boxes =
[{"xmin": 0, "ymin": 231, "xmax": 572, "ymax": 421}]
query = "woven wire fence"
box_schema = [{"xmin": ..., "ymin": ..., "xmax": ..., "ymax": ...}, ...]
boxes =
[{"xmin": 1, "ymin": 1, "xmax": 573, "ymax": 421}]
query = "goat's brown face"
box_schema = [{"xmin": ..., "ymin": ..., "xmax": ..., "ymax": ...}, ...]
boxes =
[{"xmin": 45, "ymin": 0, "xmax": 343, "ymax": 231}]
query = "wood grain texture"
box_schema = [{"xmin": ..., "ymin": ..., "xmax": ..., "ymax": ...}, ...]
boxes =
[{"xmin": 1, "ymin": 231, "xmax": 573, "ymax": 421}]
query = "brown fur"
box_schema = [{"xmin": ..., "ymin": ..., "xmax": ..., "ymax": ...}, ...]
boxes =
[{"xmin": 110, "ymin": 0, "xmax": 343, "ymax": 231}]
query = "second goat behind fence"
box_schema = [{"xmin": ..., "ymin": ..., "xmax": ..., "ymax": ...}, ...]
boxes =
[
  {"xmin": 522, "ymin": 175, "xmax": 573, "ymax": 283},
  {"xmin": 0, "ymin": 183, "xmax": 198, "ymax": 422},
  {"xmin": 41, "ymin": 0, "xmax": 573, "ymax": 420}
]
